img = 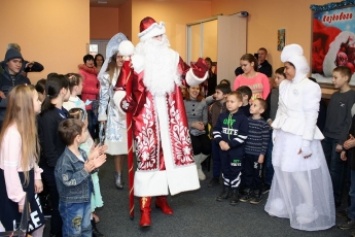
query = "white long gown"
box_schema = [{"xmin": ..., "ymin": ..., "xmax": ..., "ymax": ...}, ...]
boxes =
[{"xmin": 264, "ymin": 77, "xmax": 335, "ymax": 231}]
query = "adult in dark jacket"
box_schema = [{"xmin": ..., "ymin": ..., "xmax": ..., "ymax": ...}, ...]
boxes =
[
  {"xmin": 0, "ymin": 43, "xmax": 44, "ymax": 76},
  {"xmin": 0, "ymin": 48, "xmax": 31, "ymax": 127},
  {"xmin": 257, "ymin": 47, "xmax": 273, "ymax": 77}
]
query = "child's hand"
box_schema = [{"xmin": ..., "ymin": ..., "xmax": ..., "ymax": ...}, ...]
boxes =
[
  {"xmin": 192, "ymin": 121, "xmax": 205, "ymax": 131},
  {"xmin": 344, "ymin": 134, "xmax": 355, "ymax": 150},
  {"xmin": 93, "ymin": 153, "xmax": 107, "ymax": 168},
  {"xmin": 35, "ymin": 179, "xmax": 43, "ymax": 194},
  {"xmin": 340, "ymin": 150, "xmax": 347, "ymax": 161},
  {"xmin": 219, "ymin": 141, "xmax": 230, "ymax": 151},
  {"xmin": 84, "ymin": 160, "xmax": 96, "ymax": 173},
  {"xmin": 18, "ymin": 204, "xmax": 24, "ymax": 213},
  {"xmin": 335, "ymin": 144, "xmax": 343, "ymax": 153},
  {"xmin": 88, "ymin": 144, "xmax": 107, "ymax": 160},
  {"xmin": 98, "ymin": 144, "xmax": 108, "ymax": 154},
  {"xmin": 258, "ymin": 154, "xmax": 265, "ymax": 164}
]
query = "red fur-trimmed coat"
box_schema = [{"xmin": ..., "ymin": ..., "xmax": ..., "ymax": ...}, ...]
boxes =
[{"xmin": 116, "ymin": 52, "xmax": 207, "ymax": 197}]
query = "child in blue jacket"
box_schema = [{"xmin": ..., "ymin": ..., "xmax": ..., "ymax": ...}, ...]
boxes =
[{"xmin": 55, "ymin": 119, "xmax": 106, "ymax": 237}]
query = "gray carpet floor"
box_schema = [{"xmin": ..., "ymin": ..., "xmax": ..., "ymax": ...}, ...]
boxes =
[{"xmin": 44, "ymin": 157, "xmax": 351, "ymax": 237}]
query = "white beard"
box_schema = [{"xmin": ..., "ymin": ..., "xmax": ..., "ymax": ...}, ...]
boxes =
[{"xmin": 137, "ymin": 35, "xmax": 180, "ymax": 96}]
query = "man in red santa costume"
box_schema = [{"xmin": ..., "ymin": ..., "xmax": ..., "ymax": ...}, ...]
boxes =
[{"xmin": 115, "ymin": 16, "xmax": 209, "ymax": 228}]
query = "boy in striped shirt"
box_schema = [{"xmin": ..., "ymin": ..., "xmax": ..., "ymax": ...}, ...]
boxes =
[{"xmin": 239, "ymin": 98, "xmax": 270, "ymax": 204}]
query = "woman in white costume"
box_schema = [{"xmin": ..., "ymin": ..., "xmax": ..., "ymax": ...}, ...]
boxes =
[
  {"xmin": 264, "ymin": 44, "xmax": 335, "ymax": 231},
  {"xmin": 98, "ymin": 33, "xmax": 128, "ymax": 189}
]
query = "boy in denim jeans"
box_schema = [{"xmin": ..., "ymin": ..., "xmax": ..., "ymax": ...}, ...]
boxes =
[{"xmin": 55, "ymin": 118, "xmax": 106, "ymax": 237}]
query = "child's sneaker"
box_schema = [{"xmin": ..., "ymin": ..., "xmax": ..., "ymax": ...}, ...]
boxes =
[
  {"xmin": 249, "ymin": 195, "xmax": 263, "ymax": 204},
  {"xmin": 262, "ymin": 184, "xmax": 270, "ymax": 194},
  {"xmin": 239, "ymin": 189, "xmax": 251, "ymax": 202}
]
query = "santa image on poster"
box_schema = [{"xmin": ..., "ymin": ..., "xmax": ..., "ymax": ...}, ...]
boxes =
[{"xmin": 312, "ymin": 8, "xmax": 355, "ymax": 84}]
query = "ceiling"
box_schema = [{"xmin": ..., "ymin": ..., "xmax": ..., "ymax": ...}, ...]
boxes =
[{"xmin": 90, "ymin": 0, "xmax": 211, "ymax": 7}]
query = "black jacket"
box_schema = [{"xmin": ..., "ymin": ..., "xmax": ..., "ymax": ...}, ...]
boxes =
[
  {"xmin": 38, "ymin": 108, "xmax": 68, "ymax": 168},
  {"xmin": 0, "ymin": 68, "xmax": 31, "ymax": 122}
]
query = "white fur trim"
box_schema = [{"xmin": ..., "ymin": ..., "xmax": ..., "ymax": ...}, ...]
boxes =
[
  {"xmin": 138, "ymin": 22, "xmax": 166, "ymax": 42},
  {"xmin": 131, "ymin": 54, "xmax": 145, "ymax": 74},
  {"xmin": 323, "ymin": 31, "xmax": 353, "ymax": 77},
  {"xmin": 112, "ymin": 91, "xmax": 126, "ymax": 115},
  {"xmin": 134, "ymin": 95, "xmax": 200, "ymax": 197},
  {"xmin": 185, "ymin": 68, "xmax": 209, "ymax": 86},
  {"xmin": 167, "ymin": 164, "xmax": 200, "ymax": 195},
  {"xmin": 118, "ymin": 40, "xmax": 135, "ymax": 56},
  {"xmin": 155, "ymin": 96, "xmax": 200, "ymax": 195},
  {"xmin": 134, "ymin": 164, "xmax": 200, "ymax": 197},
  {"xmin": 134, "ymin": 170, "xmax": 169, "ymax": 197}
]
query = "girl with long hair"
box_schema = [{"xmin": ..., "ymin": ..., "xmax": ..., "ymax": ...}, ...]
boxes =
[
  {"xmin": 38, "ymin": 73, "xmax": 70, "ymax": 237},
  {"xmin": 0, "ymin": 84, "xmax": 45, "ymax": 236}
]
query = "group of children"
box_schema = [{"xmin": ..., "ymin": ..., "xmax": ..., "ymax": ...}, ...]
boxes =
[
  {"xmin": 4, "ymin": 46, "xmax": 355, "ymax": 235},
  {"xmin": 0, "ymin": 72, "xmax": 107, "ymax": 237},
  {"xmin": 206, "ymin": 67, "xmax": 286, "ymax": 206}
]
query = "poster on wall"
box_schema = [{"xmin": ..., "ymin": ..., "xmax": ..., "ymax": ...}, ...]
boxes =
[{"xmin": 311, "ymin": 1, "xmax": 355, "ymax": 85}]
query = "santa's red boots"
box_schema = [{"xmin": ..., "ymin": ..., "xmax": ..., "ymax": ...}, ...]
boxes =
[
  {"xmin": 139, "ymin": 196, "xmax": 174, "ymax": 228},
  {"xmin": 155, "ymin": 196, "xmax": 174, "ymax": 215},
  {"xmin": 139, "ymin": 197, "xmax": 152, "ymax": 227}
]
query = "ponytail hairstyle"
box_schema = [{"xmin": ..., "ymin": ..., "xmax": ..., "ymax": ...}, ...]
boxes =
[
  {"xmin": 0, "ymin": 84, "xmax": 39, "ymax": 186},
  {"xmin": 240, "ymin": 53, "xmax": 258, "ymax": 72},
  {"xmin": 66, "ymin": 73, "xmax": 83, "ymax": 93},
  {"xmin": 68, "ymin": 107, "xmax": 87, "ymax": 122},
  {"xmin": 41, "ymin": 73, "xmax": 69, "ymax": 113}
]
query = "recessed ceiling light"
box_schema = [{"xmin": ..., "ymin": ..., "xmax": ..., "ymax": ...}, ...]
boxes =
[{"xmin": 98, "ymin": 0, "xmax": 107, "ymax": 4}]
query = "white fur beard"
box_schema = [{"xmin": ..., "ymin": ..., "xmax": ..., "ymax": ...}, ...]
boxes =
[{"xmin": 140, "ymin": 37, "xmax": 179, "ymax": 96}]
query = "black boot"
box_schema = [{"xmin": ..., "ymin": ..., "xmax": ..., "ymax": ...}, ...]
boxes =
[
  {"xmin": 229, "ymin": 188, "xmax": 239, "ymax": 206},
  {"xmin": 216, "ymin": 185, "xmax": 230, "ymax": 201},
  {"xmin": 92, "ymin": 220, "xmax": 104, "ymax": 237}
]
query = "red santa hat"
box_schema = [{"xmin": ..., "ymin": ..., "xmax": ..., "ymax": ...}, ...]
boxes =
[{"xmin": 138, "ymin": 16, "xmax": 166, "ymax": 42}]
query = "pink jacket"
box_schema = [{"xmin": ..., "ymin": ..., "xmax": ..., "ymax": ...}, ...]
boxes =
[
  {"xmin": 233, "ymin": 72, "xmax": 271, "ymax": 101},
  {"xmin": 0, "ymin": 124, "xmax": 42, "ymax": 207},
  {"xmin": 79, "ymin": 65, "xmax": 99, "ymax": 110}
]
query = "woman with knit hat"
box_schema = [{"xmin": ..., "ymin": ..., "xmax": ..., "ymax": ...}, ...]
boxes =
[{"xmin": 264, "ymin": 44, "xmax": 335, "ymax": 231}]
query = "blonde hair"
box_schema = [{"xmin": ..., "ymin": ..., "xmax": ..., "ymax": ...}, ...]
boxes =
[
  {"xmin": 66, "ymin": 73, "xmax": 83, "ymax": 93},
  {"xmin": 0, "ymin": 85, "xmax": 39, "ymax": 186},
  {"xmin": 68, "ymin": 108, "xmax": 87, "ymax": 121}
]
